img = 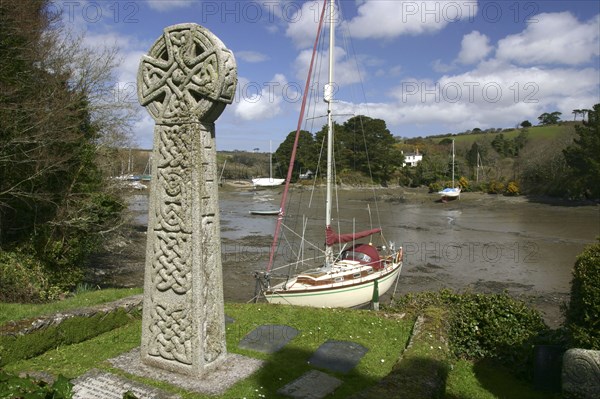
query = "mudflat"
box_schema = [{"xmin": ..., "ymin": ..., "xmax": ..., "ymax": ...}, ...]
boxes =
[{"xmin": 87, "ymin": 186, "xmax": 599, "ymax": 328}]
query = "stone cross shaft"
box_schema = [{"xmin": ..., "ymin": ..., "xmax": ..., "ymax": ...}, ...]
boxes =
[{"xmin": 137, "ymin": 23, "xmax": 236, "ymax": 376}]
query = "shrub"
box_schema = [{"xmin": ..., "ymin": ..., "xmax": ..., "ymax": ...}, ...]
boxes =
[
  {"xmin": 428, "ymin": 182, "xmax": 442, "ymax": 193},
  {"xmin": 0, "ymin": 250, "xmax": 48, "ymax": 303},
  {"xmin": 505, "ymin": 181, "xmax": 520, "ymax": 196},
  {"xmin": 487, "ymin": 180, "xmax": 505, "ymax": 194},
  {"xmin": 565, "ymin": 240, "xmax": 600, "ymax": 349},
  {"xmin": 389, "ymin": 290, "xmax": 548, "ymax": 378},
  {"xmin": 0, "ymin": 370, "xmax": 72, "ymax": 398},
  {"xmin": 458, "ymin": 177, "xmax": 470, "ymax": 191},
  {"xmin": 450, "ymin": 293, "xmax": 546, "ymax": 362}
]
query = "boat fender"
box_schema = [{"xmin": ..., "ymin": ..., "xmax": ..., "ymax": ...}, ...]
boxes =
[{"xmin": 396, "ymin": 248, "xmax": 403, "ymax": 264}]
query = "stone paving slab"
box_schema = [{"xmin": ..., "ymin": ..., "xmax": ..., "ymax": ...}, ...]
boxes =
[
  {"xmin": 238, "ymin": 324, "xmax": 299, "ymax": 354},
  {"xmin": 72, "ymin": 369, "xmax": 180, "ymax": 399},
  {"xmin": 308, "ymin": 340, "xmax": 368, "ymax": 374},
  {"xmin": 109, "ymin": 347, "xmax": 263, "ymax": 396},
  {"xmin": 278, "ymin": 370, "xmax": 343, "ymax": 399}
]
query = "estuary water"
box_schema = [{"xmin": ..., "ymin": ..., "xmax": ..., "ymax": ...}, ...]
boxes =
[{"xmin": 120, "ymin": 186, "xmax": 598, "ymax": 327}]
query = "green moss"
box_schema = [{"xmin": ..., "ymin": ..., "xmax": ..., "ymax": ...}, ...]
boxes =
[
  {"xmin": 0, "ymin": 308, "xmax": 141, "ymax": 366},
  {"xmin": 0, "ymin": 288, "xmax": 142, "ymax": 325}
]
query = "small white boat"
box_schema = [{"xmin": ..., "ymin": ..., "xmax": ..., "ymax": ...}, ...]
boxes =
[
  {"xmin": 251, "ymin": 177, "xmax": 285, "ymax": 187},
  {"xmin": 249, "ymin": 209, "xmax": 281, "ymax": 216},
  {"xmin": 438, "ymin": 139, "xmax": 461, "ymax": 200},
  {"xmin": 252, "ymin": 141, "xmax": 284, "ymax": 187}
]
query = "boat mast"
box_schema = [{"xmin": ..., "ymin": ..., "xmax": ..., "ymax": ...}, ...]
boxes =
[
  {"xmin": 324, "ymin": 0, "xmax": 335, "ymax": 267},
  {"xmin": 452, "ymin": 139, "xmax": 455, "ymax": 189},
  {"xmin": 269, "ymin": 140, "xmax": 273, "ymax": 180}
]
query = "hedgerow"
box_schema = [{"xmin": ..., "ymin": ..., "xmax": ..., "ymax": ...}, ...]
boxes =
[
  {"xmin": 388, "ymin": 290, "xmax": 548, "ymax": 378},
  {"xmin": 565, "ymin": 240, "xmax": 600, "ymax": 349}
]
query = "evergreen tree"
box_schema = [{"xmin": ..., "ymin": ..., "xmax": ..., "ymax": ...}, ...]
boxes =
[{"xmin": 563, "ymin": 103, "xmax": 600, "ymax": 199}]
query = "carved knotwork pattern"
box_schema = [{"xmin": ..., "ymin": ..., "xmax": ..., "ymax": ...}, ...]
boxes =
[
  {"xmin": 138, "ymin": 23, "xmax": 237, "ymax": 123},
  {"xmin": 152, "ymin": 126, "xmax": 193, "ymax": 294},
  {"xmin": 149, "ymin": 304, "xmax": 192, "ymax": 365}
]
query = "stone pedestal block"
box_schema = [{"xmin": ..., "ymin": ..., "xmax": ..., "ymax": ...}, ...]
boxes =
[{"xmin": 562, "ymin": 348, "xmax": 600, "ymax": 399}]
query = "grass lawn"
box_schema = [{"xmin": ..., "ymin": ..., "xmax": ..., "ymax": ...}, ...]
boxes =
[
  {"xmin": 4, "ymin": 302, "xmax": 414, "ymax": 399},
  {"xmin": 2, "ymin": 290, "xmax": 563, "ymax": 399},
  {"xmin": 445, "ymin": 359, "xmax": 561, "ymax": 399},
  {"xmin": 0, "ymin": 288, "xmax": 142, "ymax": 326},
  {"xmin": 446, "ymin": 123, "xmax": 576, "ymax": 148}
]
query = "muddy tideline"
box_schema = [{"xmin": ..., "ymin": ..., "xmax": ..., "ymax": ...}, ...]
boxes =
[{"xmin": 88, "ymin": 185, "xmax": 600, "ymax": 329}]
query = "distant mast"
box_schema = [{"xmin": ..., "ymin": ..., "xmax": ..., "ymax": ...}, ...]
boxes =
[{"xmin": 324, "ymin": 0, "xmax": 335, "ymax": 267}]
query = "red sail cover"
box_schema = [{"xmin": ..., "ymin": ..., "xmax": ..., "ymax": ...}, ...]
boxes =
[{"xmin": 325, "ymin": 226, "xmax": 381, "ymax": 246}]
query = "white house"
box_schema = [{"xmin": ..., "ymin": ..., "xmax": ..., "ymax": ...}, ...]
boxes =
[{"xmin": 402, "ymin": 149, "xmax": 423, "ymax": 167}]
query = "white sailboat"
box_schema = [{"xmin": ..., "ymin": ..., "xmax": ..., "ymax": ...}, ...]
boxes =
[
  {"xmin": 257, "ymin": 0, "xmax": 403, "ymax": 308},
  {"xmin": 438, "ymin": 139, "xmax": 461, "ymax": 200},
  {"xmin": 252, "ymin": 141, "xmax": 284, "ymax": 187}
]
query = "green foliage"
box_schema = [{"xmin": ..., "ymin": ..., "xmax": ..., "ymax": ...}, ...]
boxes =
[
  {"xmin": 487, "ymin": 180, "xmax": 505, "ymax": 194},
  {"xmin": 389, "ymin": 291, "xmax": 547, "ymax": 378},
  {"xmin": 273, "ymin": 130, "xmax": 317, "ymax": 181},
  {"xmin": 0, "ymin": 1, "xmax": 128, "ymax": 300},
  {"xmin": 520, "ymin": 120, "xmax": 532, "ymax": 128},
  {"xmin": 449, "ymin": 294, "xmax": 546, "ymax": 363},
  {"xmin": 0, "ymin": 308, "xmax": 140, "ymax": 366},
  {"xmin": 538, "ymin": 111, "xmax": 562, "ymax": 125},
  {"xmin": 563, "ymin": 103, "xmax": 600, "ymax": 199},
  {"xmin": 428, "ymin": 182, "xmax": 442, "ymax": 193},
  {"xmin": 0, "ymin": 250, "xmax": 48, "ymax": 303},
  {"xmin": 491, "ymin": 131, "xmax": 528, "ymax": 157},
  {"xmin": 565, "ymin": 240, "xmax": 600, "ymax": 349},
  {"xmin": 0, "ymin": 370, "xmax": 73, "ymax": 399},
  {"xmin": 458, "ymin": 176, "xmax": 470, "ymax": 191},
  {"xmin": 313, "ymin": 116, "xmax": 404, "ymax": 184},
  {"xmin": 0, "ymin": 288, "xmax": 141, "ymax": 325}
]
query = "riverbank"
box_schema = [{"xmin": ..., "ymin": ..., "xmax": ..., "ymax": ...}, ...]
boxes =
[{"xmin": 85, "ymin": 186, "xmax": 599, "ymax": 329}]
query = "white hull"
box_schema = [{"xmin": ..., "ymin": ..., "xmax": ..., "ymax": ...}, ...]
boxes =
[
  {"xmin": 265, "ymin": 262, "xmax": 402, "ymax": 308},
  {"xmin": 252, "ymin": 177, "xmax": 285, "ymax": 187},
  {"xmin": 438, "ymin": 187, "xmax": 461, "ymax": 198}
]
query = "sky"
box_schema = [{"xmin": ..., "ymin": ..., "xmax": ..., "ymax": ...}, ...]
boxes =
[{"xmin": 56, "ymin": 0, "xmax": 600, "ymax": 151}]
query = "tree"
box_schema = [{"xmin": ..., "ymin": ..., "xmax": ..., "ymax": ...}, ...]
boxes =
[
  {"xmin": 572, "ymin": 109, "xmax": 582, "ymax": 121},
  {"xmin": 273, "ymin": 130, "xmax": 317, "ymax": 181},
  {"xmin": 0, "ymin": 0, "xmax": 134, "ymax": 299},
  {"xmin": 520, "ymin": 120, "xmax": 532, "ymax": 128},
  {"xmin": 563, "ymin": 103, "xmax": 600, "ymax": 199},
  {"xmin": 537, "ymin": 111, "xmax": 562, "ymax": 125},
  {"xmin": 315, "ymin": 116, "xmax": 403, "ymax": 184}
]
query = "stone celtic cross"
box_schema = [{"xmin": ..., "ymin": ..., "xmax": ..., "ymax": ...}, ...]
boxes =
[{"xmin": 137, "ymin": 23, "xmax": 236, "ymax": 376}]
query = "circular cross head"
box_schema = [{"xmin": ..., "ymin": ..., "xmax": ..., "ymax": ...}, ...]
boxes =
[{"xmin": 137, "ymin": 23, "xmax": 237, "ymax": 124}]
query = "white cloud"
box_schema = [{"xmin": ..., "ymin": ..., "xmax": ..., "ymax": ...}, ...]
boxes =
[
  {"xmin": 234, "ymin": 75, "xmax": 288, "ymax": 121},
  {"xmin": 293, "ymin": 46, "xmax": 364, "ymax": 88},
  {"xmin": 144, "ymin": 0, "xmax": 194, "ymax": 12},
  {"xmin": 381, "ymin": 60, "xmax": 599, "ymax": 133},
  {"xmin": 345, "ymin": 0, "xmax": 478, "ymax": 39},
  {"xmin": 236, "ymin": 51, "xmax": 270, "ymax": 63},
  {"xmin": 457, "ymin": 31, "xmax": 492, "ymax": 65},
  {"xmin": 496, "ymin": 12, "xmax": 600, "ymax": 66},
  {"xmin": 285, "ymin": 1, "xmax": 328, "ymax": 48}
]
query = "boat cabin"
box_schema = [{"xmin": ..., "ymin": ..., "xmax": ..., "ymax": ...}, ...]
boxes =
[{"xmin": 340, "ymin": 244, "xmax": 383, "ymax": 270}]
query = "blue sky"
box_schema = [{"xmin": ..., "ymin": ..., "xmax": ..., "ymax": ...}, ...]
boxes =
[{"xmin": 59, "ymin": 0, "xmax": 599, "ymax": 151}]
